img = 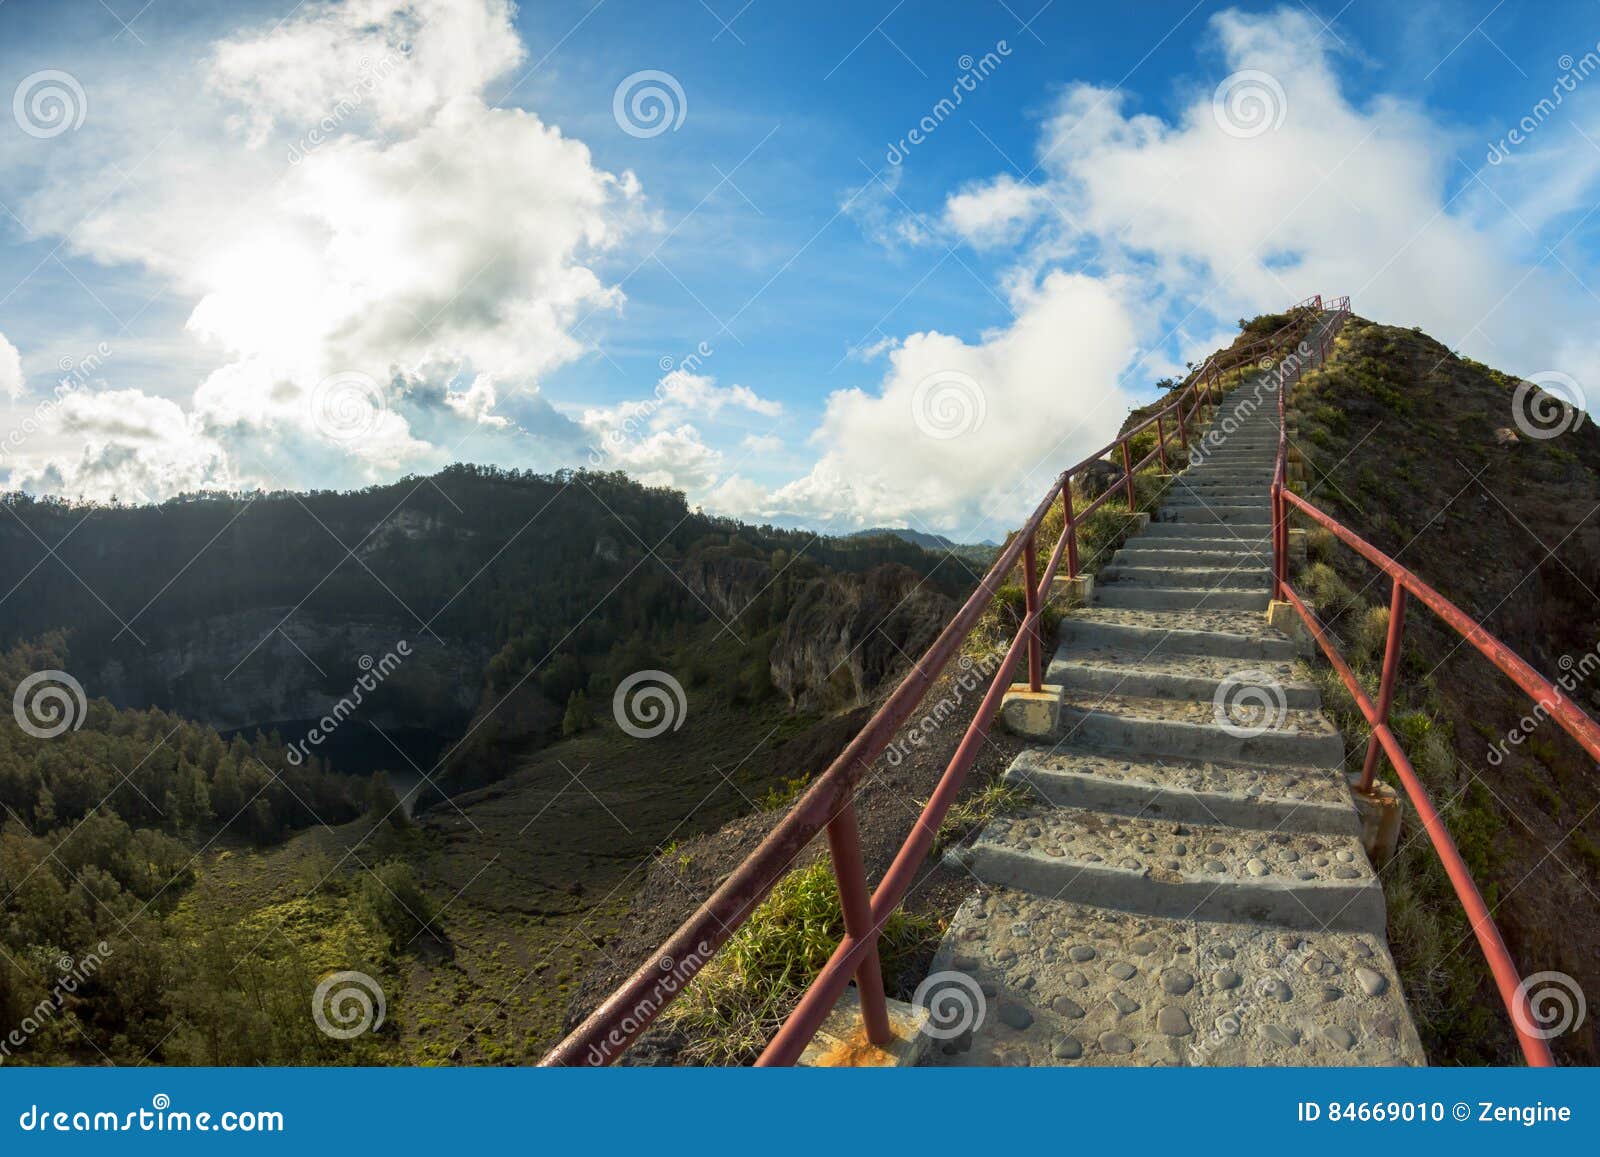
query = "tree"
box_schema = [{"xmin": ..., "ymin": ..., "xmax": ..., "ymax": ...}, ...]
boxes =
[
  {"xmin": 561, "ymin": 689, "xmax": 593, "ymax": 737},
  {"xmin": 357, "ymin": 861, "xmax": 438, "ymax": 948}
]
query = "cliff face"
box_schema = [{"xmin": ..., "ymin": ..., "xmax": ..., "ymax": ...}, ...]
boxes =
[
  {"xmin": 89, "ymin": 610, "xmax": 485, "ymax": 735},
  {"xmin": 770, "ymin": 564, "xmax": 956, "ymax": 711}
]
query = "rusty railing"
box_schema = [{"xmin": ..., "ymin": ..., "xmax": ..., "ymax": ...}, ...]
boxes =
[{"xmin": 542, "ymin": 299, "xmax": 1325, "ymax": 1067}]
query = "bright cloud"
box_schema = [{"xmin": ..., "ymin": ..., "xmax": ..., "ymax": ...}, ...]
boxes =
[
  {"xmin": 580, "ymin": 369, "xmax": 785, "ymax": 495},
  {"xmin": 0, "ymin": 0, "xmax": 633, "ymax": 501},
  {"xmin": 0, "ymin": 332, "xmax": 21, "ymax": 400}
]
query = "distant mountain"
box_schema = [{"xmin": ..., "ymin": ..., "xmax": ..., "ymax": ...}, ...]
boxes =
[{"xmin": 846, "ymin": 526, "xmax": 999, "ymax": 563}]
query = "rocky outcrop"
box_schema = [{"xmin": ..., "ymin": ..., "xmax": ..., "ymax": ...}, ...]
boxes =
[
  {"xmin": 770, "ymin": 564, "xmax": 956, "ymax": 711},
  {"xmin": 675, "ymin": 555, "xmax": 771, "ymax": 623},
  {"xmin": 88, "ymin": 609, "xmax": 485, "ymax": 735}
]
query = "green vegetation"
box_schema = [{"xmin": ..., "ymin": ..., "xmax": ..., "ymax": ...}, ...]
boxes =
[
  {"xmin": 661, "ymin": 861, "xmax": 941, "ymax": 1064},
  {"xmin": 932, "ymin": 780, "xmax": 1033, "ymax": 853}
]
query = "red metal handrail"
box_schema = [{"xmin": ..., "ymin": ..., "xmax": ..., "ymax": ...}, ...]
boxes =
[
  {"xmin": 541, "ymin": 300, "xmax": 1326, "ymax": 1067},
  {"xmin": 1271, "ymin": 302, "xmax": 1591, "ymax": 1067}
]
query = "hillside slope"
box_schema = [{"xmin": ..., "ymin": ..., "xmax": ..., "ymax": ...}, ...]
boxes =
[{"xmin": 1287, "ymin": 317, "xmax": 1600, "ymax": 1063}]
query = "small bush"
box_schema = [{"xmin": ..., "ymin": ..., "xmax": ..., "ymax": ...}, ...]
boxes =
[
  {"xmin": 663, "ymin": 861, "xmax": 941, "ymax": 1064},
  {"xmin": 1300, "ymin": 561, "xmax": 1355, "ymax": 615}
]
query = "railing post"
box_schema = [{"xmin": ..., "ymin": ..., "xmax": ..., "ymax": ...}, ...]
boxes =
[
  {"xmin": 1271, "ymin": 479, "xmax": 1285, "ymax": 602},
  {"xmin": 824, "ymin": 799, "xmax": 892, "ymax": 1047},
  {"xmin": 1061, "ymin": 483, "xmax": 1080, "ymax": 579},
  {"xmin": 1176, "ymin": 401, "xmax": 1189, "ymax": 452},
  {"xmin": 1023, "ymin": 531, "xmax": 1042, "ymax": 692},
  {"xmin": 1360, "ymin": 580, "xmax": 1409, "ymax": 791},
  {"xmin": 1155, "ymin": 413, "xmax": 1168, "ymax": 474},
  {"xmin": 1121, "ymin": 440, "xmax": 1136, "ymax": 512}
]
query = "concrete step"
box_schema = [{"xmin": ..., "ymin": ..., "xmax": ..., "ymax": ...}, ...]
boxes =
[
  {"xmin": 1098, "ymin": 564, "xmax": 1270, "ymax": 589},
  {"xmin": 952, "ymin": 806, "xmax": 1384, "ymax": 932},
  {"xmin": 1139, "ymin": 519, "xmax": 1272, "ymax": 536},
  {"xmin": 1161, "ymin": 495, "xmax": 1271, "ymax": 510},
  {"xmin": 1164, "ymin": 489, "xmax": 1269, "ymax": 503},
  {"xmin": 1123, "ymin": 531, "xmax": 1272, "ymax": 550},
  {"xmin": 1111, "ymin": 547, "xmax": 1270, "ymax": 568},
  {"xmin": 1094, "ymin": 585, "xmax": 1271, "ymax": 612},
  {"xmin": 1054, "ymin": 690, "xmax": 1345, "ymax": 767},
  {"xmin": 1045, "ymin": 646, "xmax": 1316, "ymax": 706},
  {"xmin": 1061, "ymin": 607, "xmax": 1297, "ymax": 659},
  {"xmin": 1004, "ymin": 746, "xmax": 1355, "ymax": 834},
  {"xmin": 921, "ymin": 890, "xmax": 1424, "ymax": 1067}
]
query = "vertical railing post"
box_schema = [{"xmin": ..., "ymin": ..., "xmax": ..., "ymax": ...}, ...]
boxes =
[
  {"xmin": 1360, "ymin": 580, "xmax": 1410, "ymax": 791},
  {"xmin": 824, "ymin": 799, "xmax": 892, "ymax": 1047},
  {"xmin": 1023, "ymin": 531, "xmax": 1042, "ymax": 692},
  {"xmin": 1061, "ymin": 482, "xmax": 1079, "ymax": 580},
  {"xmin": 1121, "ymin": 440, "xmax": 1136, "ymax": 512},
  {"xmin": 1155, "ymin": 414, "xmax": 1168, "ymax": 474},
  {"xmin": 1270, "ymin": 479, "xmax": 1284, "ymax": 601},
  {"xmin": 1176, "ymin": 401, "xmax": 1189, "ymax": 452}
]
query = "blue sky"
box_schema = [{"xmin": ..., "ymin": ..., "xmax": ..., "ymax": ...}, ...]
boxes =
[{"xmin": 0, "ymin": 0, "xmax": 1597, "ymax": 540}]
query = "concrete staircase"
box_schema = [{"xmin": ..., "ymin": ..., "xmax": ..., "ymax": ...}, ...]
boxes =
[{"xmin": 919, "ymin": 341, "xmax": 1426, "ymax": 1067}]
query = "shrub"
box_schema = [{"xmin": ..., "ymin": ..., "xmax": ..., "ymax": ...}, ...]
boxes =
[{"xmin": 662, "ymin": 861, "xmax": 941, "ymax": 1064}]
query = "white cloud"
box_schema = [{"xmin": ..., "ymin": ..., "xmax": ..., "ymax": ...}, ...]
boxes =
[
  {"xmin": 579, "ymin": 369, "xmax": 785, "ymax": 500},
  {"xmin": 942, "ymin": 7, "xmax": 1600, "ymax": 391},
  {"xmin": 13, "ymin": 389, "xmax": 229, "ymax": 502},
  {"xmin": 0, "ymin": 0, "xmax": 635, "ymax": 500},
  {"xmin": 943, "ymin": 174, "xmax": 1045, "ymax": 248},
  {"xmin": 763, "ymin": 270, "xmax": 1141, "ymax": 534},
  {"xmin": 0, "ymin": 333, "xmax": 21, "ymax": 399}
]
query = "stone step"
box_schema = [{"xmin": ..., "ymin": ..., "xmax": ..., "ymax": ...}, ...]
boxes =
[
  {"xmin": 1061, "ymin": 607, "xmax": 1297, "ymax": 659},
  {"xmin": 1054, "ymin": 690, "xmax": 1345, "ymax": 767},
  {"xmin": 1046, "ymin": 646, "xmax": 1315, "ymax": 706},
  {"xmin": 1111, "ymin": 547, "xmax": 1271, "ymax": 568},
  {"xmin": 1161, "ymin": 495, "xmax": 1271, "ymax": 510},
  {"xmin": 1093, "ymin": 585, "xmax": 1271, "ymax": 612},
  {"xmin": 1138, "ymin": 521, "xmax": 1273, "ymax": 539},
  {"xmin": 951, "ymin": 806, "xmax": 1384, "ymax": 932},
  {"xmin": 1189, "ymin": 449, "xmax": 1281, "ymax": 460},
  {"xmin": 1098, "ymin": 564, "xmax": 1270, "ymax": 589},
  {"xmin": 1123, "ymin": 531, "xmax": 1272, "ymax": 550},
  {"xmin": 1169, "ymin": 480, "xmax": 1269, "ymax": 493},
  {"xmin": 1004, "ymin": 746, "xmax": 1355, "ymax": 834},
  {"xmin": 1170, "ymin": 474, "xmax": 1272, "ymax": 485},
  {"xmin": 921, "ymin": 890, "xmax": 1424, "ymax": 1067}
]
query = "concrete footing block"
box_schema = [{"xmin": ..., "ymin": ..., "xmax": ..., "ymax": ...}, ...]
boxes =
[
  {"xmin": 1051, "ymin": 573, "xmax": 1094, "ymax": 607},
  {"xmin": 796, "ymin": 986, "xmax": 930, "ymax": 1067},
  {"xmin": 998, "ymin": 683, "xmax": 1064, "ymax": 739},
  {"xmin": 1348, "ymin": 776, "xmax": 1404, "ymax": 867},
  {"xmin": 1266, "ymin": 600, "xmax": 1313, "ymax": 657}
]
